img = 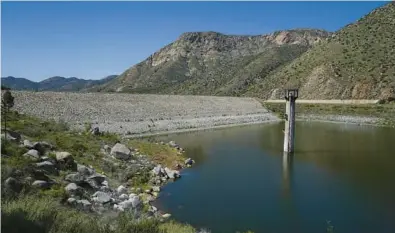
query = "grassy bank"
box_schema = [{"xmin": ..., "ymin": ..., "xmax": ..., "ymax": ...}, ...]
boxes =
[
  {"xmin": 1, "ymin": 110, "xmax": 201, "ymax": 233},
  {"xmin": 261, "ymin": 102, "xmax": 395, "ymax": 127}
]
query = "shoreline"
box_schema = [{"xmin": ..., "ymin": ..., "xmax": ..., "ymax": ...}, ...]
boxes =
[
  {"xmin": 125, "ymin": 114, "xmax": 392, "ymax": 139},
  {"xmin": 123, "ymin": 119, "xmax": 282, "ymax": 139}
]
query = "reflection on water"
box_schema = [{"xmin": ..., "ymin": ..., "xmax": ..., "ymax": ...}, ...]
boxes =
[
  {"xmin": 154, "ymin": 122, "xmax": 395, "ymax": 233},
  {"xmin": 281, "ymin": 152, "xmax": 293, "ymax": 199}
]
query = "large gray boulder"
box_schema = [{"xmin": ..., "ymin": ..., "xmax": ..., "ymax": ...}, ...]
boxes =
[
  {"xmin": 92, "ymin": 191, "xmax": 112, "ymax": 203},
  {"xmin": 32, "ymin": 180, "xmax": 51, "ymax": 189},
  {"xmin": 23, "ymin": 149, "xmax": 40, "ymax": 159},
  {"xmin": 110, "ymin": 143, "xmax": 131, "ymax": 160},
  {"xmin": 4, "ymin": 177, "xmax": 22, "ymax": 193},
  {"xmin": 115, "ymin": 196, "xmax": 142, "ymax": 211},
  {"xmin": 23, "ymin": 140, "xmax": 34, "ymax": 149},
  {"xmin": 36, "ymin": 161, "xmax": 58, "ymax": 175},
  {"xmin": 117, "ymin": 185, "xmax": 127, "ymax": 194},
  {"xmin": 65, "ymin": 183, "xmax": 81, "ymax": 195},
  {"xmin": 65, "ymin": 173, "xmax": 85, "ymax": 184},
  {"xmin": 1, "ymin": 130, "xmax": 21, "ymax": 142},
  {"xmin": 56, "ymin": 152, "xmax": 73, "ymax": 162},
  {"xmin": 86, "ymin": 174, "xmax": 106, "ymax": 189},
  {"xmin": 164, "ymin": 167, "xmax": 180, "ymax": 179},
  {"xmin": 77, "ymin": 164, "xmax": 94, "ymax": 176},
  {"xmin": 76, "ymin": 199, "xmax": 92, "ymax": 211}
]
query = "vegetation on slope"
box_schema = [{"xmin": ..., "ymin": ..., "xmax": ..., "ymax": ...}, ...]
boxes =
[
  {"xmin": 0, "ymin": 110, "xmax": 197, "ymax": 233},
  {"xmin": 262, "ymin": 102, "xmax": 395, "ymax": 127},
  {"xmin": 246, "ymin": 2, "xmax": 395, "ymax": 100},
  {"xmin": 95, "ymin": 29, "xmax": 330, "ymax": 95}
]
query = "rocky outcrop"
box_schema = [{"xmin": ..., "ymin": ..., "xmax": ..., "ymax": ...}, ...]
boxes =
[
  {"xmin": 110, "ymin": 143, "xmax": 131, "ymax": 160},
  {"xmin": 95, "ymin": 29, "xmax": 330, "ymax": 95}
]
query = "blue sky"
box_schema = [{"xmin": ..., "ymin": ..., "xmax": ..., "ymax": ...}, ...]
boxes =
[{"xmin": 1, "ymin": 1, "xmax": 387, "ymax": 81}]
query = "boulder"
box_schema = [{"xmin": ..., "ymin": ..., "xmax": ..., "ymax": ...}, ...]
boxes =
[
  {"xmin": 2, "ymin": 130, "xmax": 21, "ymax": 142},
  {"xmin": 100, "ymin": 186, "xmax": 111, "ymax": 192},
  {"xmin": 92, "ymin": 191, "xmax": 111, "ymax": 204},
  {"xmin": 168, "ymin": 141, "xmax": 179, "ymax": 148},
  {"xmin": 40, "ymin": 141, "xmax": 54, "ymax": 150},
  {"xmin": 33, "ymin": 142, "xmax": 45, "ymax": 154},
  {"xmin": 36, "ymin": 161, "xmax": 58, "ymax": 175},
  {"xmin": 40, "ymin": 156, "xmax": 51, "ymax": 162},
  {"xmin": 76, "ymin": 199, "xmax": 92, "ymax": 211},
  {"xmin": 117, "ymin": 185, "xmax": 127, "ymax": 194},
  {"xmin": 110, "ymin": 143, "xmax": 131, "ymax": 160},
  {"xmin": 32, "ymin": 180, "xmax": 50, "ymax": 189},
  {"xmin": 30, "ymin": 170, "xmax": 50, "ymax": 181},
  {"xmin": 56, "ymin": 152, "xmax": 73, "ymax": 162},
  {"xmin": 130, "ymin": 195, "xmax": 142, "ymax": 208},
  {"xmin": 77, "ymin": 164, "xmax": 94, "ymax": 176},
  {"xmin": 101, "ymin": 180, "xmax": 109, "ymax": 187},
  {"xmin": 65, "ymin": 173, "xmax": 85, "ymax": 184},
  {"xmin": 23, "ymin": 149, "xmax": 40, "ymax": 159},
  {"xmin": 87, "ymin": 174, "xmax": 106, "ymax": 184},
  {"xmin": 162, "ymin": 213, "xmax": 171, "ymax": 219},
  {"xmin": 129, "ymin": 193, "xmax": 137, "ymax": 199},
  {"xmin": 119, "ymin": 194, "xmax": 129, "ymax": 200},
  {"xmin": 65, "ymin": 183, "xmax": 81, "ymax": 195},
  {"xmin": 164, "ymin": 167, "xmax": 180, "ymax": 179},
  {"xmin": 67, "ymin": 197, "xmax": 77, "ymax": 205},
  {"xmin": 185, "ymin": 158, "xmax": 194, "ymax": 166},
  {"xmin": 152, "ymin": 165, "xmax": 164, "ymax": 176},
  {"xmin": 4, "ymin": 177, "xmax": 22, "ymax": 193},
  {"xmin": 152, "ymin": 186, "xmax": 160, "ymax": 192},
  {"xmin": 90, "ymin": 127, "xmax": 100, "ymax": 136},
  {"xmin": 23, "ymin": 140, "xmax": 34, "ymax": 149},
  {"xmin": 103, "ymin": 145, "xmax": 111, "ymax": 153}
]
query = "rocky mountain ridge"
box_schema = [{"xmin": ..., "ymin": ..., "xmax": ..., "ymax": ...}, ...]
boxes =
[
  {"xmin": 94, "ymin": 29, "xmax": 331, "ymax": 94},
  {"xmin": 1, "ymin": 75, "xmax": 118, "ymax": 92}
]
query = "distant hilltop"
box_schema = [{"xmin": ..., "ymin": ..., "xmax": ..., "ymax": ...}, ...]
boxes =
[{"xmin": 1, "ymin": 75, "xmax": 118, "ymax": 92}]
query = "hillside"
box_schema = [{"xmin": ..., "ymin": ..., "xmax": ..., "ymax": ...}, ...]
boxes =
[
  {"xmin": 94, "ymin": 29, "xmax": 331, "ymax": 95},
  {"xmin": 245, "ymin": 2, "xmax": 395, "ymax": 100},
  {"xmin": 93, "ymin": 3, "xmax": 394, "ymax": 100},
  {"xmin": 1, "ymin": 75, "xmax": 118, "ymax": 92}
]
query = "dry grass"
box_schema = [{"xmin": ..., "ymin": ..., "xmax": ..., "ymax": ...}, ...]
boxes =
[{"xmin": 128, "ymin": 140, "xmax": 185, "ymax": 168}]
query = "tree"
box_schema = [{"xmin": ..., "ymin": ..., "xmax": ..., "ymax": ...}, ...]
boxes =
[{"xmin": 2, "ymin": 89, "xmax": 15, "ymax": 141}]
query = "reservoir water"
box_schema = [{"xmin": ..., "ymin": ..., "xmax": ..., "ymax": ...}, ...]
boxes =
[{"xmin": 153, "ymin": 122, "xmax": 395, "ymax": 233}]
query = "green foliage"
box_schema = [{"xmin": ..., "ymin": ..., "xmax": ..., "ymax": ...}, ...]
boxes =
[
  {"xmin": 1, "ymin": 140, "xmax": 30, "ymax": 169},
  {"xmin": 159, "ymin": 221, "xmax": 196, "ymax": 233},
  {"xmin": 1, "ymin": 195, "xmax": 199, "ymax": 233},
  {"xmin": 2, "ymin": 89, "xmax": 15, "ymax": 109},
  {"xmin": 38, "ymin": 184, "xmax": 67, "ymax": 199},
  {"xmin": 247, "ymin": 3, "xmax": 395, "ymax": 100},
  {"xmin": 263, "ymin": 102, "xmax": 395, "ymax": 127}
]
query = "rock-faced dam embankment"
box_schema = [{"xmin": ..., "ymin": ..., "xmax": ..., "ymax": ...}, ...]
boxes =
[{"xmin": 12, "ymin": 91, "xmax": 279, "ymax": 136}]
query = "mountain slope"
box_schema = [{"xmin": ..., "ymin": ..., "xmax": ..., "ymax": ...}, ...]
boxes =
[
  {"xmin": 245, "ymin": 2, "xmax": 395, "ymax": 100},
  {"xmin": 1, "ymin": 76, "xmax": 39, "ymax": 90},
  {"xmin": 1, "ymin": 75, "xmax": 118, "ymax": 92},
  {"xmin": 96, "ymin": 29, "xmax": 331, "ymax": 94}
]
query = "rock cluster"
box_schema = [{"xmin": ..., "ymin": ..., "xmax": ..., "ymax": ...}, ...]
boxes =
[{"xmin": 3, "ymin": 139, "xmax": 190, "ymax": 221}]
